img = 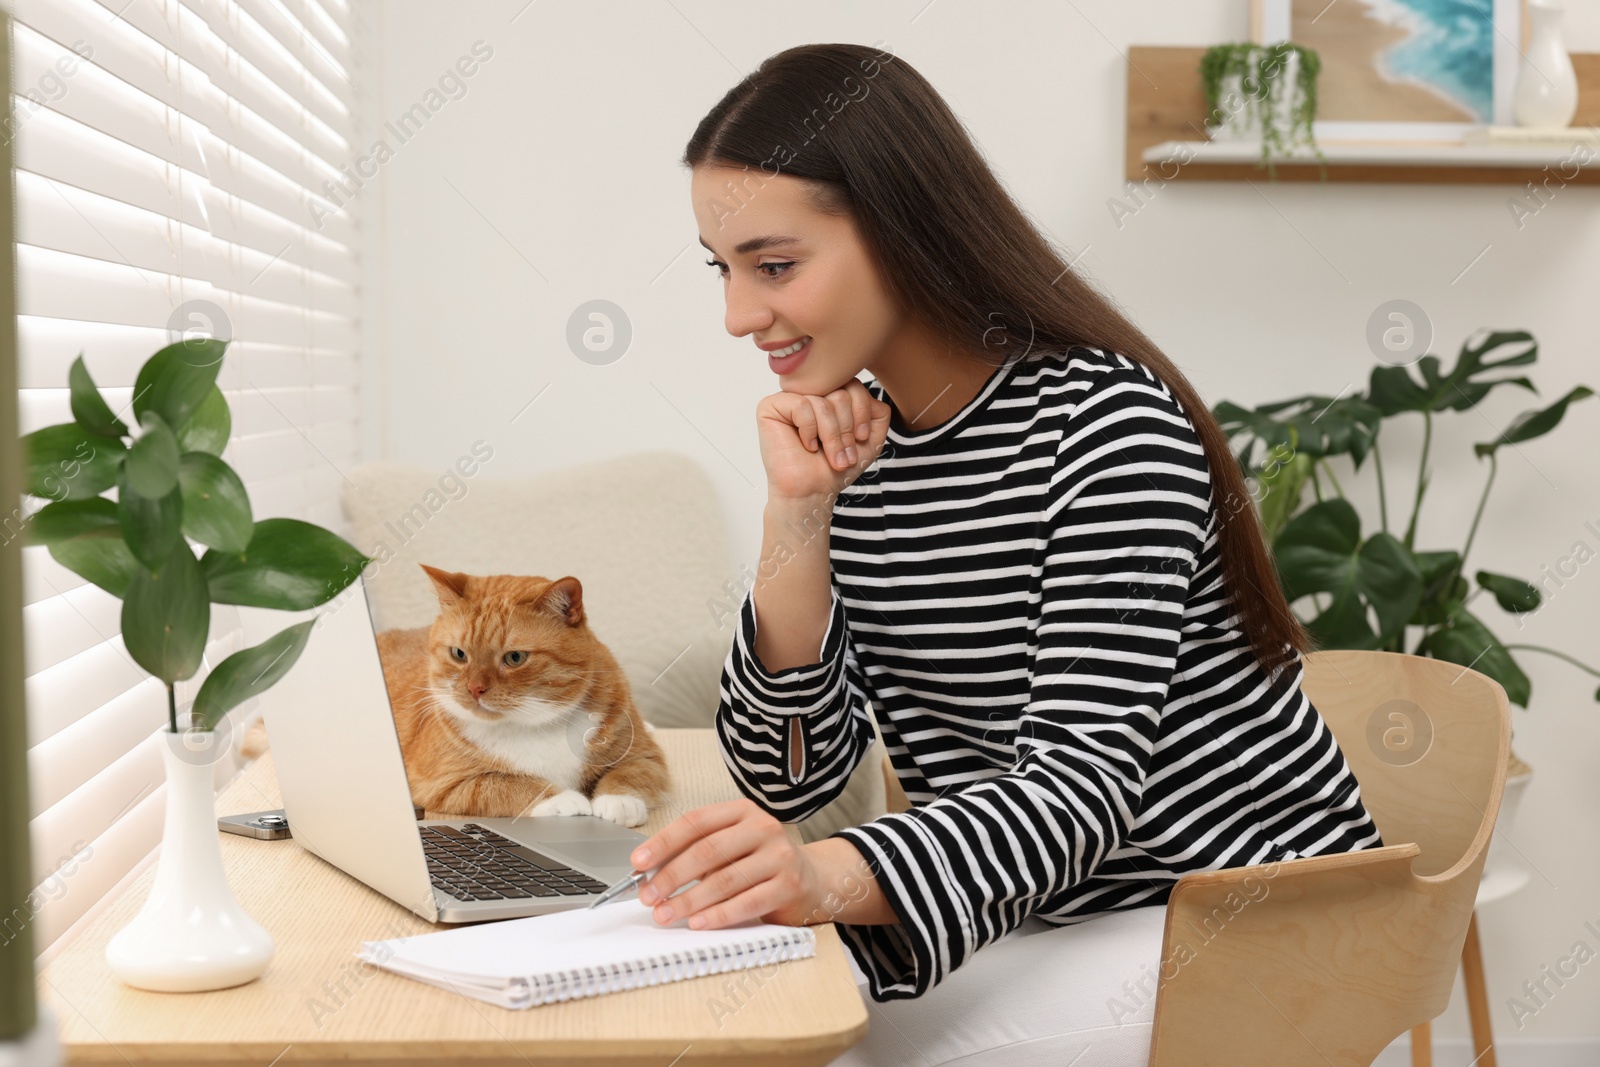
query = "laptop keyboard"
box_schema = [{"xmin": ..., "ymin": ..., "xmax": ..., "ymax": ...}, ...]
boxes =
[{"xmin": 421, "ymin": 823, "xmax": 610, "ymax": 902}]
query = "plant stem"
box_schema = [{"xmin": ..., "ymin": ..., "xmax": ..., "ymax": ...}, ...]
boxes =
[
  {"xmin": 1458, "ymin": 451, "xmax": 1498, "ymax": 581},
  {"xmin": 1502, "ymin": 643, "xmax": 1600, "ymax": 680},
  {"xmin": 1318, "ymin": 459, "xmax": 1347, "ymax": 500},
  {"xmin": 1372, "ymin": 440, "xmax": 1390, "ymax": 535},
  {"xmin": 167, "ymin": 684, "xmax": 177, "ymax": 733},
  {"xmin": 1403, "ymin": 410, "xmax": 1432, "ymax": 550},
  {"xmin": 1310, "ymin": 464, "xmax": 1325, "ymax": 503},
  {"xmin": 1413, "ymin": 454, "xmax": 1502, "ymax": 656}
]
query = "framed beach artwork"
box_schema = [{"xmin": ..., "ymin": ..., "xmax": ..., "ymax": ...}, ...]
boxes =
[{"xmin": 1252, "ymin": 0, "xmax": 1530, "ymax": 142}]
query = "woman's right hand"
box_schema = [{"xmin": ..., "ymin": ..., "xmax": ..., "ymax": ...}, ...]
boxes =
[{"xmin": 756, "ymin": 379, "xmax": 893, "ymax": 504}]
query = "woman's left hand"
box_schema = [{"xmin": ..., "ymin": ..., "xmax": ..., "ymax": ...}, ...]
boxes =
[{"xmin": 627, "ymin": 798, "xmax": 822, "ymax": 929}]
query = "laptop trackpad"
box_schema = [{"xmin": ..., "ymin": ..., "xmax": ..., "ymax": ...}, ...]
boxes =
[{"xmin": 540, "ymin": 839, "xmax": 638, "ymax": 869}]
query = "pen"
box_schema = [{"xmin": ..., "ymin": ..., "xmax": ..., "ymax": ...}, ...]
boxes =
[{"xmin": 589, "ymin": 866, "xmax": 658, "ymax": 909}]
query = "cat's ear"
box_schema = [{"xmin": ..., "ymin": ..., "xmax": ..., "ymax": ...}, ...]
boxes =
[
  {"xmin": 420, "ymin": 564, "xmax": 471, "ymax": 606},
  {"xmin": 528, "ymin": 576, "xmax": 584, "ymax": 627}
]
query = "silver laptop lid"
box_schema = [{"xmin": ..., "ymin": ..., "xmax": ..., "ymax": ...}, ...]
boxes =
[{"xmin": 262, "ymin": 576, "xmax": 441, "ymax": 923}]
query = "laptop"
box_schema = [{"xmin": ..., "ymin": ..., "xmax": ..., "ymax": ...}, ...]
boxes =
[{"xmin": 259, "ymin": 573, "xmax": 651, "ymax": 924}]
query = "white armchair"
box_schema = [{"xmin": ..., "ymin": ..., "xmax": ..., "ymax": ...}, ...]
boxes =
[{"xmin": 340, "ymin": 449, "xmax": 886, "ymax": 842}]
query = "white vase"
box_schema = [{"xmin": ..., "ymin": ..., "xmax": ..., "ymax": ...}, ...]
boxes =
[
  {"xmin": 1513, "ymin": 0, "xmax": 1578, "ymax": 128},
  {"xmin": 1481, "ymin": 751, "xmax": 1532, "ymax": 880},
  {"xmin": 1209, "ymin": 70, "xmax": 1257, "ymax": 141},
  {"xmin": 1208, "ymin": 49, "xmax": 1309, "ymax": 152},
  {"xmin": 104, "ymin": 730, "xmax": 274, "ymax": 992}
]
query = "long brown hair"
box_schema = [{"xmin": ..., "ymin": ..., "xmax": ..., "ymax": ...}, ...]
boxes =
[{"xmin": 684, "ymin": 43, "xmax": 1312, "ymax": 676}]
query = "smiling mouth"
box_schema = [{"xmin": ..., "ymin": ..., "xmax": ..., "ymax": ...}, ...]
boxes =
[
  {"xmin": 768, "ymin": 337, "xmax": 812, "ymax": 374},
  {"xmin": 767, "ymin": 336, "xmax": 810, "ymax": 358}
]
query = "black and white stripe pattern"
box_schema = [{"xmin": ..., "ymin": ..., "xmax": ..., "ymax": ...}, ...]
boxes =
[{"xmin": 715, "ymin": 346, "xmax": 1385, "ymax": 1002}]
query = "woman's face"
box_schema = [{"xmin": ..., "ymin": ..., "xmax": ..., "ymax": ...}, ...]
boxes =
[{"xmin": 691, "ymin": 165, "xmax": 901, "ymax": 395}]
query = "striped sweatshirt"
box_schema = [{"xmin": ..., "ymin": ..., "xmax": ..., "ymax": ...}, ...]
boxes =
[{"xmin": 714, "ymin": 345, "xmax": 1385, "ymax": 1002}]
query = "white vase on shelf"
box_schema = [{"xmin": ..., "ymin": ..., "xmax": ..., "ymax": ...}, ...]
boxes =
[
  {"xmin": 104, "ymin": 728, "xmax": 274, "ymax": 992},
  {"xmin": 1209, "ymin": 69, "xmax": 1259, "ymax": 141},
  {"xmin": 1206, "ymin": 47, "xmax": 1315, "ymax": 156},
  {"xmin": 1513, "ymin": 0, "xmax": 1578, "ymax": 129}
]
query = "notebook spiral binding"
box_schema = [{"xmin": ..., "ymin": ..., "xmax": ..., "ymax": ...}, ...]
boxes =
[{"xmin": 510, "ymin": 928, "xmax": 816, "ymax": 1007}]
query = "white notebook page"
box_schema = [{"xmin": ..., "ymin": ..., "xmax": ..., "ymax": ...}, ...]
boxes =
[{"xmin": 361, "ymin": 897, "xmax": 815, "ymax": 983}]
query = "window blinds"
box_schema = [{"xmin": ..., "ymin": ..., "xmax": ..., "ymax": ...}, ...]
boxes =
[{"xmin": 10, "ymin": 0, "xmax": 361, "ymax": 960}]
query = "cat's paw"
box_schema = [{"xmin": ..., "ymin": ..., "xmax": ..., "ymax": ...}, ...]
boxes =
[
  {"xmin": 523, "ymin": 789, "xmax": 592, "ymax": 818},
  {"xmin": 591, "ymin": 793, "xmax": 648, "ymax": 827}
]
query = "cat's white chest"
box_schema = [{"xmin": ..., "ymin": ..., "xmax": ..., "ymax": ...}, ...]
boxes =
[{"xmin": 457, "ymin": 699, "xmax": 589, "ymax": 791}]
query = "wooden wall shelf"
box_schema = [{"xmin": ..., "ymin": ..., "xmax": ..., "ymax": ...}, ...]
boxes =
[{"xmin": 1126, "ymin": 46, "xmax": 1600, "ymax": 185}]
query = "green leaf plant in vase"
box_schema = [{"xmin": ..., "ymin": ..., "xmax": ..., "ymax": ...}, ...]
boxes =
[
  {"xmin": 1199, "ymin": 41, "xmax": 1327, "ymax": 181},
  {"xmin": 20, "ymin": 338, "xmax": 369, "ymax": 992},
  {"xmin": 1215, "ymin": 328, "xmax": 1596, "ymax": 885}
]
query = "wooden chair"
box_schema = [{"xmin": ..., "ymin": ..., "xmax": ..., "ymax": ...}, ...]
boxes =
[{"xmin": 877, "ymin": 648, "xmax": 1510, "ymax": 1067}]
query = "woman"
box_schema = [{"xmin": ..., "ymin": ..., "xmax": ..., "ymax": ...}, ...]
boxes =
[{"xmin": 626, "ymin": 42, "xmax": 1384, "ymax": 1064}]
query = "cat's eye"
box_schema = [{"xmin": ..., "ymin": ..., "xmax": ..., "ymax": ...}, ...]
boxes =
[
  {"xmin": 503, "ymin": 650, "xmax": 528, "ymax": 667},
  {"xmin": 449, "ymin": 647, "xmax": 467, "ymax": 662}
]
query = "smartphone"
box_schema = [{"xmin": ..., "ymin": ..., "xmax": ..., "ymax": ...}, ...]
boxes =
[
  {"xmin": 217, "ymin": 810, "xmax": 293, "ymax": 840},
  {"xmin": 217, "ymin": 804, "xmax": 427, "ymax": 840}
]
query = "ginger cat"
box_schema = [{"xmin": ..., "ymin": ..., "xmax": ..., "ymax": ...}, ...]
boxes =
[{"xmin": 375, "ymin": 564, "xmax": 670, "ymax": 827}]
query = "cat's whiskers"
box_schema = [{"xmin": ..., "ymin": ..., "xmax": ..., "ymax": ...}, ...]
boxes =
[
  {"xmin": 507, "ymin": 693, "xmax": 590, "ymax": 725},
  {"xmin": 417, "ymin": 684, "xmax": 493, "ymax": 726}
]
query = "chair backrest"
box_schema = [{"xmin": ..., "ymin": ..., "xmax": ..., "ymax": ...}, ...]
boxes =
[
  {"xmin": 1302, "ymin": 649, "xmax": 1507, "ymax": 879},
  {"xmin": 1146, "ymin": 649, "xmax": 1510, "ymax": 1067}
]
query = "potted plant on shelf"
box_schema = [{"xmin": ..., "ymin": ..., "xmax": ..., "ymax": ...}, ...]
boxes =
[
  {"xmin": 20, "ymin": 337, "xmax": 368, "ymax": 992},
  {"xmin": 1215, "ymin": 328, "xmax": 1596, "ymax": 883},
  {"xmin": 1199, "ymin": 41, "xmax": 1327, "ymax": 180}
]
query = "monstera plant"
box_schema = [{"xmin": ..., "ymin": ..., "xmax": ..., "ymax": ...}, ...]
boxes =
[{"xmin": 1215, "ymin": 328, "xmax": 1597, "ymax": 710}]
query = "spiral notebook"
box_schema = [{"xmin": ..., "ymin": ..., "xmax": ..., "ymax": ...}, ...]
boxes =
[{"xmin": 356, "ymin": 896, "xmax": 817, "ymax": 1009}]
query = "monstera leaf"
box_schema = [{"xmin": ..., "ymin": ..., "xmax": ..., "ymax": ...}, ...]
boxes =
[
  {"xmin": 1408, "ymin": 550, "xmax": 1468, "ymax": 627},
  {"xmin": 1418, "ymin": 604, "xmax": 1532, "ymax": 708},
  {"xmin": 1368, "ymin": 329, "xmax": 1537, "ymax": 416},
  {"xmin": 1214, "ymin": 394, "xmax": 1382, "ymax": 467},
  {"xmin": 1274, "ymin": 499, "xmax": 1421, "ymax": 649},
  {"xmin": 1474, "ymin": 386, "xmax": 1594, "ymax": 458}
]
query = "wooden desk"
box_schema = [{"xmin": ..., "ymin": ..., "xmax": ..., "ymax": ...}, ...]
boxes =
[{"xmin": 37, "ymin": 728, "xmax": 870, "ymax": 1066}]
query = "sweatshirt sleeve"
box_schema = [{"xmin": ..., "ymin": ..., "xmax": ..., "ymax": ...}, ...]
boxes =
[
  {"xmin": 826, "ymin": 366, "xmax": 1214, "ymax": 1001},
  {"xmin": 714, "ymin": 578, "xmax": 877, "ymax": 823}
]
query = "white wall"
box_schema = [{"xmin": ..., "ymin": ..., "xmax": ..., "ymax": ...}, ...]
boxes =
[{"xmin": 352, "ymin": 0, "xmax": 1600, "ymax": 1050}]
